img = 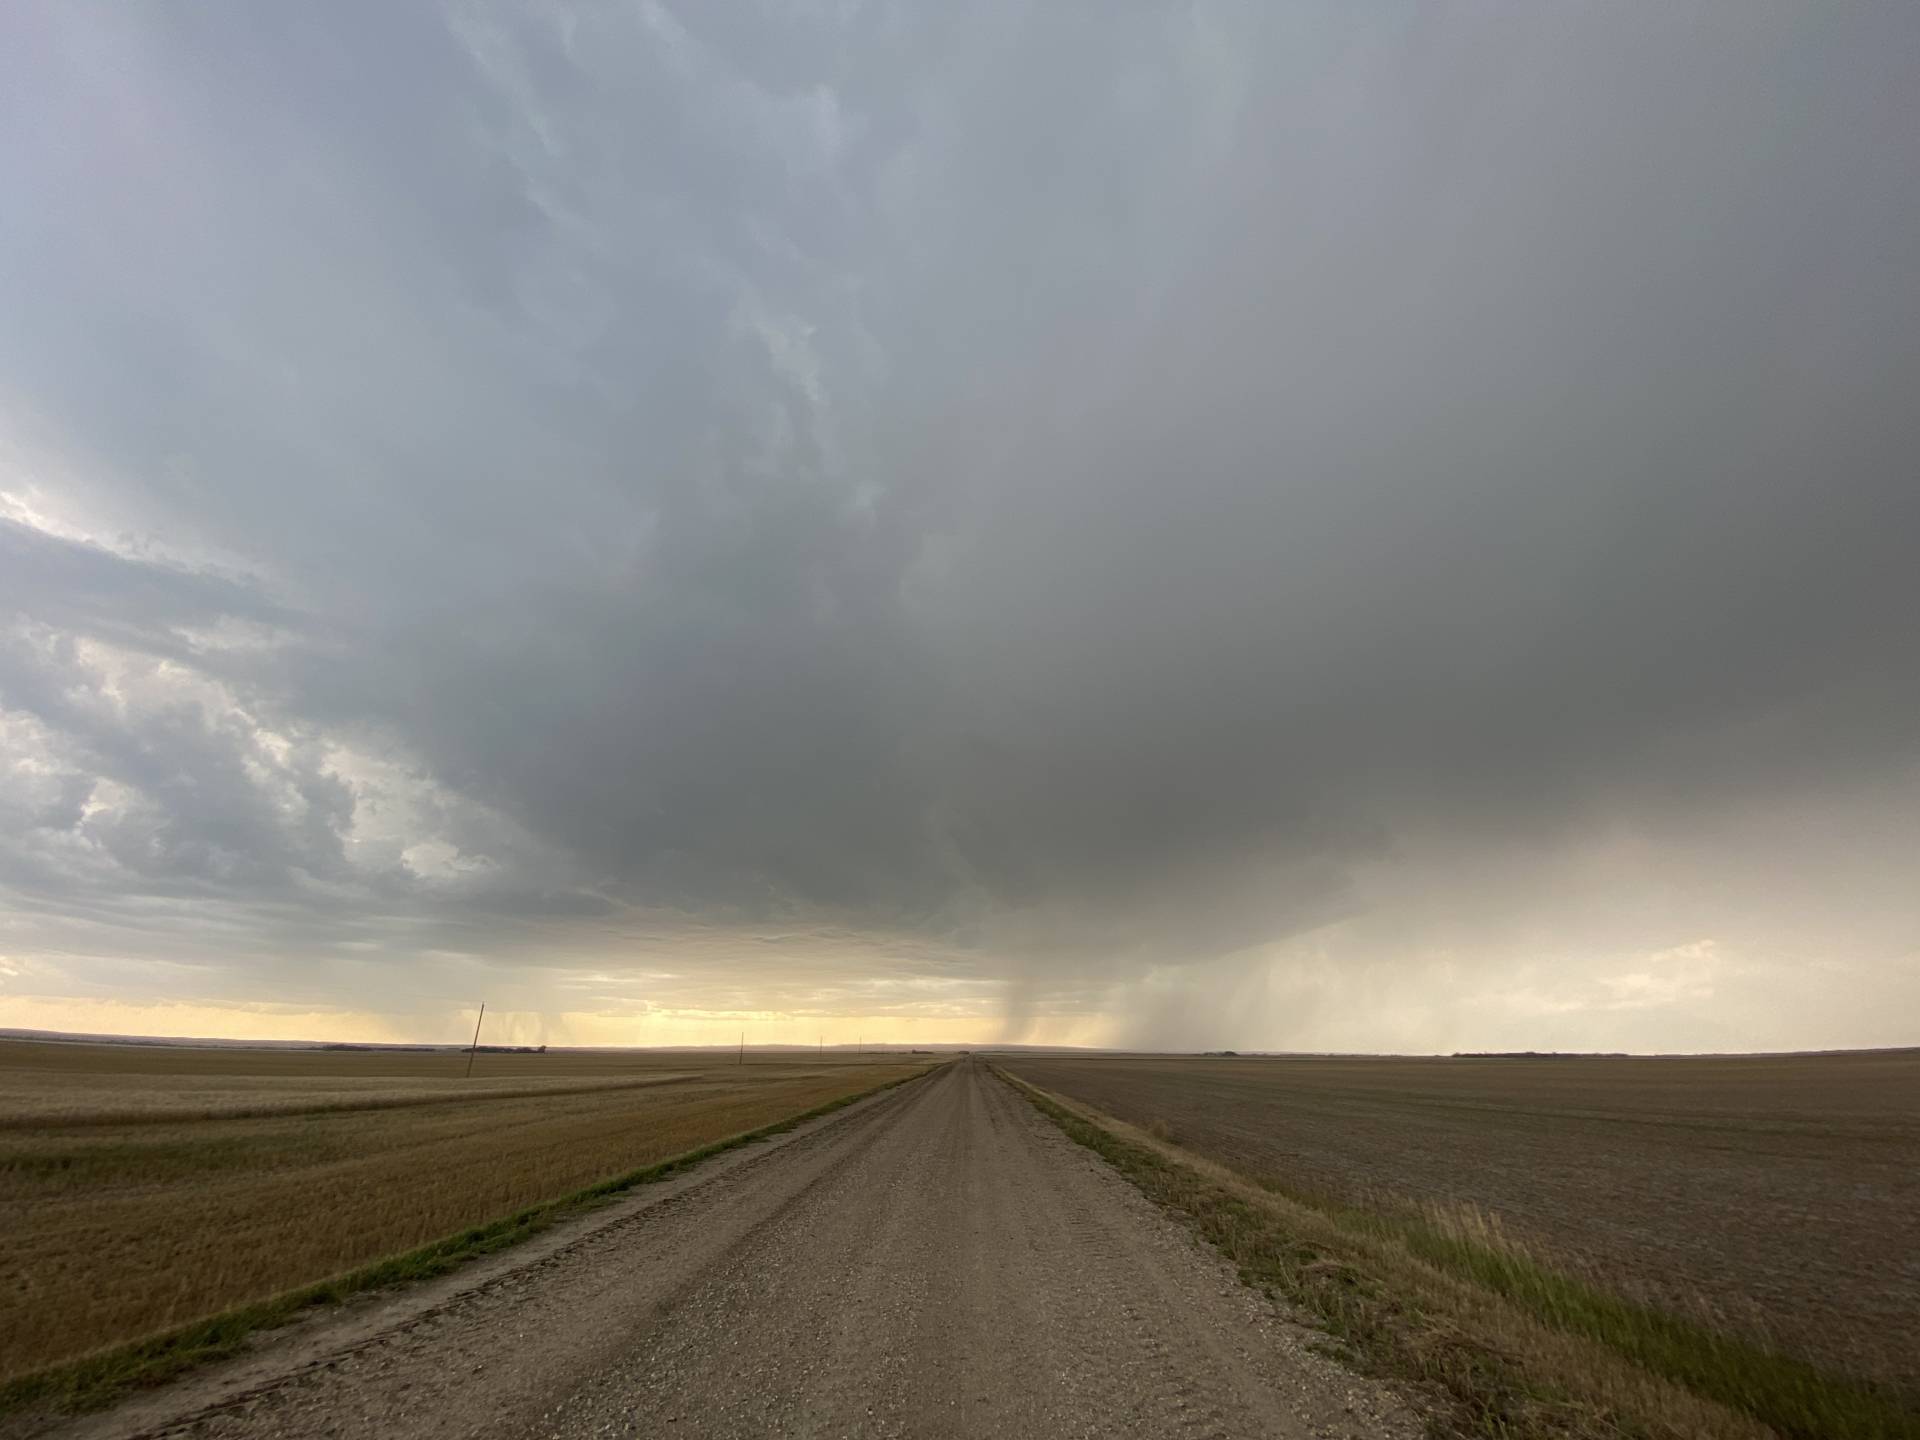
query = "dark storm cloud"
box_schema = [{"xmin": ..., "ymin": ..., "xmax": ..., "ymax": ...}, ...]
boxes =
[{"xmin": 2, "ymin": 1, "xmax": 1916, "ymax": 1042}]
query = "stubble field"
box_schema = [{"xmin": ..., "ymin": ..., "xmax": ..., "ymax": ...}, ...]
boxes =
[
  {"xmin": 1006, "ymin": 1052, "xmax": 1920, "ymax": 1405},
  {"xmin": 999, "ymin": 1050, "xmax": 1920, "ymax": 1397},
  {"xmin": 0, "ymin": 1040, "xmax": 923, "ymax": 1385}
]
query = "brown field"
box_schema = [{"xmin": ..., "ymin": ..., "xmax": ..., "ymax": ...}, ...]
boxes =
[
  {"xmin": 0, "ymin": 1040, "xmax": 925, "ymax": 1384},
  {"xmin": 999, "ymin": 1050, "xmax": 1920, "ymax": 1395}
]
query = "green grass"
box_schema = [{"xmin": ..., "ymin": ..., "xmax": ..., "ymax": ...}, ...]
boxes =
[
  {"xmin": 0, "ymin": 1064, "xmax": 933, "ymax": 1420},
  {"xmin": 1382, "ymin": 1208, "xmax": 1917, "ymax": 1440},
  {"xmin": 1004, "ymin": 1070, "xmax": 1920, "ymax": 1440}
]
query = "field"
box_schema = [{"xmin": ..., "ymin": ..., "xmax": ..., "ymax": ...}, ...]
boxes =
[
  {"xmin": 999, "ymin": 1052, "xmax": 1920, "ymax": 1401},
  {"xmin": 0, "ymin": 1040, "xmax": 924, "ymax": 1385}
]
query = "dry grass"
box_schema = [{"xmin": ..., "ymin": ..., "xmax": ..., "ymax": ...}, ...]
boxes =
[
  {"xmin": 0, "ymin": 1040, "xmax": 925, "ymax": 1384},
  {"xmin": 998, "ymin": 1055, "xmax": 1920, "ymax": 1440}
]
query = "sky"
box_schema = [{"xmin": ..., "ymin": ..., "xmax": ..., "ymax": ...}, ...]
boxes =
[{"xmin": 2, "ymin": 2, "xmax": 1917, "ymax": 1053}]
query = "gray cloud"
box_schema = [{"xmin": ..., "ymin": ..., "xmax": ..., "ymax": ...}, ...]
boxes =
[{"xmin": 2, "ymin": 0, "xmax": 1916, "ymax": 1047}]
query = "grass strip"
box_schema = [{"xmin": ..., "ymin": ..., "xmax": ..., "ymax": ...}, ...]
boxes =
[
  {"xmin": 1, "ymin": 1064, "xmax": 934, "ymax": 1420},
  {"xmin": 0, "ymin": 1072, "xmax": 709, "ymax": 1130},
  {"xmin": 1000, "ymin": 1069, "xmax": 1920, "ymax": 1440}
]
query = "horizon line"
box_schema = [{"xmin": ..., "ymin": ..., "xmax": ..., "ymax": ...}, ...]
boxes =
[{"xmin": 2, "ymin": 1026, "xmax": 1912, "ymax": 1062}]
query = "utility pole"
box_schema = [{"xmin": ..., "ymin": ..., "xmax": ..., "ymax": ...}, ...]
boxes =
[
  {"xmin": 738, "ymin": 1030, "xmax": 744, "ymax": 1066},
  {"xmin": 465, "ymin": 1003, "xmax": 486, "ymax": 1079}
]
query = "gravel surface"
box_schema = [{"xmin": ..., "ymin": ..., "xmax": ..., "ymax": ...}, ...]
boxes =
[{"xmin": 40, "ymin": 1060, "xmax": 1418, "ymax": 1440}]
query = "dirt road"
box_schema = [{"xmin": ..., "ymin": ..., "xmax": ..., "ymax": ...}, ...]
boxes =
[{"xmin": 43, "ymin": 1061, "xmax": 1416, "ymax": 1440}]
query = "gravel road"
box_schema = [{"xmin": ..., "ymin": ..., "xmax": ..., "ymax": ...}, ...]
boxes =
[{"xmin": 44, "ymin": 1060, "xmax": 1417, "ymax": 1440}]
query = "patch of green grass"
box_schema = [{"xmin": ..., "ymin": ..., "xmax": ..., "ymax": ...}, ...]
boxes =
[
  {"xmin": 1004, "ymin": 1071, "xmax": 1920, "ymax": 1440},
  {"xmin": 1377, "ymin": 1208, "xmax": 1915, "ymax": 1440},
  {"xmin": 0, "ymin": 1065, "xmax": 933, "ymax": 1420}
]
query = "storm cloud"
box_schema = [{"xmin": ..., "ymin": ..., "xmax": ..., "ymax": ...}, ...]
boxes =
[{"xmin": 3, "ymin": 2, "xmax": 1916, "ymax": 1049}]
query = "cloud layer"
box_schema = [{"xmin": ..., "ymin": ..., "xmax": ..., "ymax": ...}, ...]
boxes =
[{"xmin": 3, "ymin": 1, "xmax": 1917, "ymax": 1048}]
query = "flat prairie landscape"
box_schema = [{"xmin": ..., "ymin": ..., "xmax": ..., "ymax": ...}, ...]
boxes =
[
  {"xmin": 0, "ymin": 1040, "xmax": 922, "ymax": 1385},
  {"xmin": 999, "ymin": 1050, "xmax": 1920, "ymax": 1395}
]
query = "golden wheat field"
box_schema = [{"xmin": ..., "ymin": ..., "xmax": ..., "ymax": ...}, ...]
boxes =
[{"xmin": 0, "ymin": 1040, "xmax": 923, "ymax": 1383}]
